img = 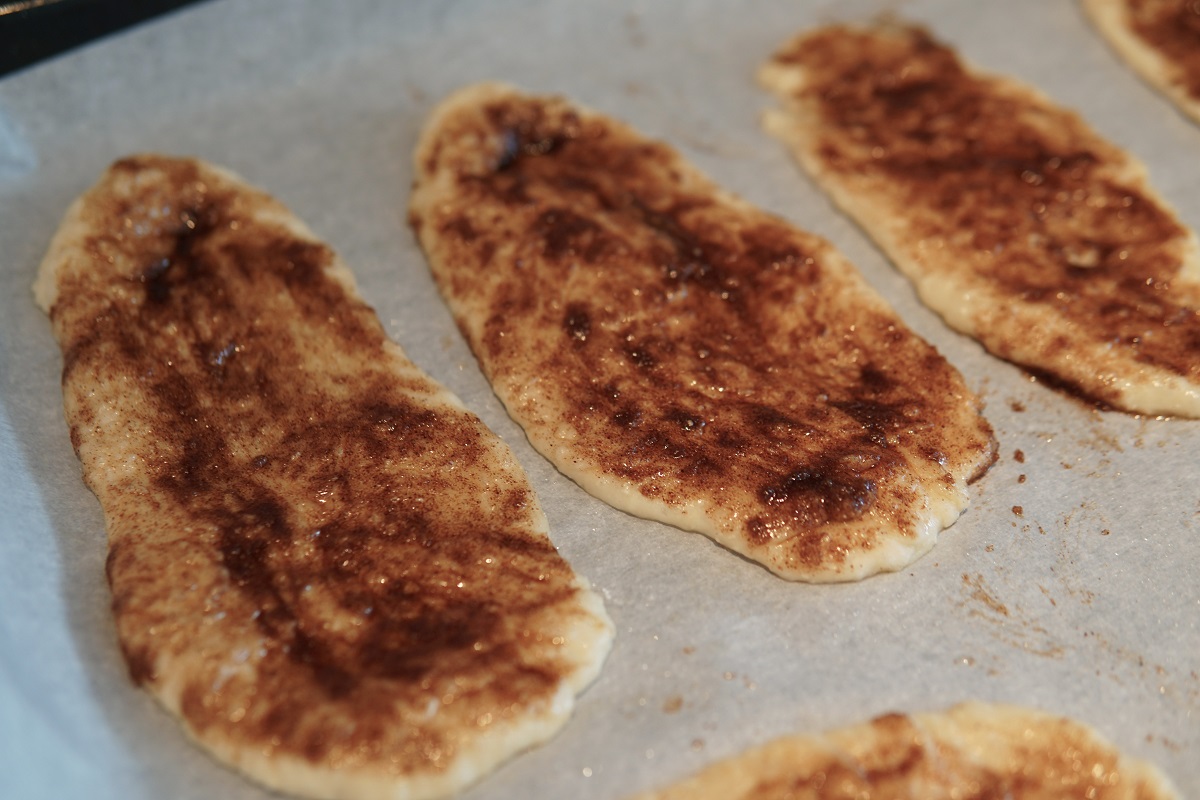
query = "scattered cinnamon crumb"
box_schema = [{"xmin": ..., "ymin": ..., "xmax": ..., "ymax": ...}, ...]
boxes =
[{"xmin": 961, "ymin": 572, "xmax": 1009, "ymax": 617}]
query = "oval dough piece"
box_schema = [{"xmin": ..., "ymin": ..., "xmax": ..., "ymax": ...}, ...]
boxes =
[
  {"xmin": 629, "ymin": 702, "xmax": 1180, "ymax": 800},
  {"xmin": 35, "ymin": 155, "xmax": 613, "ymax": 800},
  {"xmin": 409, "ymin": 83, "xmax": 995, "ymax": 583},
  {"xmin": 1083, "ymin": 0, "xmax": 1200, "ymax": 125},
  {"xmin": 760, "ymin": 22, "xmax": 1200, "ymax": 417}
]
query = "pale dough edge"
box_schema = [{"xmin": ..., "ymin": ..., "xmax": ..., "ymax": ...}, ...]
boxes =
[
  {"xmin": 36, "ymin": 154, "xmax": 616, "ymax": 800},
  {"xmin": 626, "ymin": 702, "xmax": 1181, "ymax": 800},
  {"xmin": 758, "ymin": 36, "xmax": 1200, "ymax": 418},
  {"xmin": 411, "ymin": 82, "xmax": 995, "ymax": 583},
  {"xmin": 1081, "ymin": 0, "xmax": 1200, "ymax": 126}
]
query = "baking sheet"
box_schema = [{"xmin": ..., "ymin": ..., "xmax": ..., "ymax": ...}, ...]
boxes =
[{"xmin": 1, "ymin": 1, "xmax": 1197, "ymax": 797}]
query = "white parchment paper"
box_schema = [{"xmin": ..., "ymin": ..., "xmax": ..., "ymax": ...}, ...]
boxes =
[{"xmin": 1, "ymin": 1, "xmax": 1196, "ymax": 798}]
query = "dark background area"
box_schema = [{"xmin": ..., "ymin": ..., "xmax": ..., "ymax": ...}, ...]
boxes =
[{"xmin": 1, "ymin": 0, "xmax": 209, "ymax": 78}]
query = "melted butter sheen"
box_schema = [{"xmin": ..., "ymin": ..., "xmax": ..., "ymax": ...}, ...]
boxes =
[
  {"xmin": 411, "ymin": 85, "xmax": 996, "ymax": 581},
  {"xmin": 44, "ymin": 155, "xmax": 607, "ymax": 784}
]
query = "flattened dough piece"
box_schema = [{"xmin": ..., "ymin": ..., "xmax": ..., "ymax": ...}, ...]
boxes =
[
  {"xmin": 36, "ymin": 155, "xmax": 613, "ymax": 800},
  {"xmin": 409, "ymin": 83, "xmax": 995, "ymax": 582},
  {"xmin": 629, "ymin": 702, "xmax": 1181, "ymax": 800},
  {"xmin": 1083, "ymin": 0, "xmax": 1200, "ymax": 125},
  {"xmin": 760, "ymin": 22, "xmax": 1200, "ymax": 416}
]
